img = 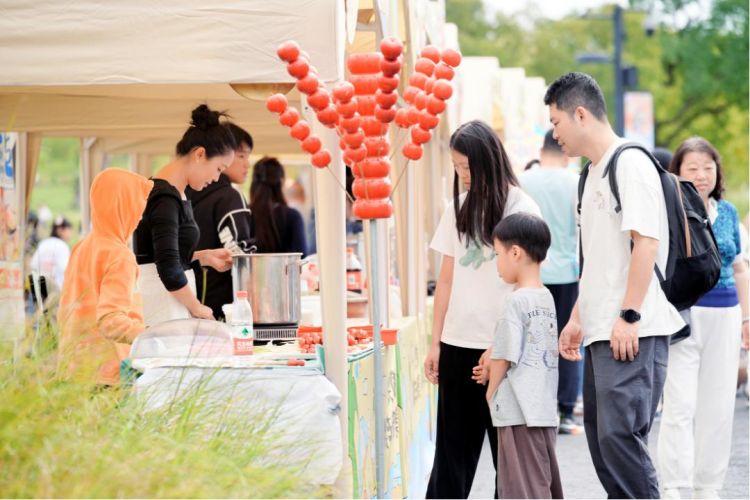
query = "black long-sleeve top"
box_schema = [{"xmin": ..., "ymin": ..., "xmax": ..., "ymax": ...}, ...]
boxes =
[
  {"xmin": 133, "ymin": 179, "xmax": 200, "ymax": 291},
  {"xmin": 186, "ymin": 174, "xmax": 252, "ymax": 318}
]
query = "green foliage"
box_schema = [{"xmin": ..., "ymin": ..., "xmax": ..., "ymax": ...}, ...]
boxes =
[
  {"xmin": 30, "ymin": 141, "xmax": 168, "ymax": 240},
  {"xmin": 31, "ymin": 138, "xmax": 81, "ymax": 234},
  {"xmin": 446, "ymin": 0, "xmax": 748, "ymax": 214},
  {"xmin": 0, "ymin": 336, "xmax": 321, "ymax": 498}
]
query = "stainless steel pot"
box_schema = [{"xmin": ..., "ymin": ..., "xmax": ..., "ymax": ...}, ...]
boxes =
[{"xmin": 231, "ymin": 253, "xmax": 302, "ymax": 325}]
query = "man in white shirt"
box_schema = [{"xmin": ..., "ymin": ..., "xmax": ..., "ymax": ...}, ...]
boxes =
[{"xmin": 545, "ymin": 72, "xmax": 684, "ymax": 499}]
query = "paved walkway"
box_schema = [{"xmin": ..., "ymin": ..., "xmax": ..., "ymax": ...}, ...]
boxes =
[{"xmin": 467, "ymin": 395, "xmax": 749, "ymax": 499}]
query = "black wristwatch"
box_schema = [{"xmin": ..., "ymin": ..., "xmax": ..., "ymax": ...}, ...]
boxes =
[{"xmin": 620, "ymin": 309, "xmax": 641, "ymax": 324}]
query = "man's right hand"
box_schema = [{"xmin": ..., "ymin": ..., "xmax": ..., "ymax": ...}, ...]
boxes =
[
  {"xmin": 559, "ymin": 320, "xmax": 583, "ymax": 361},
  {"xmin": 424, "ymin": 343, "xmax": 440, "ymax": 384}
]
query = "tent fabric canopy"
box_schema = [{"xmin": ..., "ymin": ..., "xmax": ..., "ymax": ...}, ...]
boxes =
[
  {"xmin": 0, "ymin": 0, "xmax": 343, "ymax": 86},
  {"xmin": 0, "ymin": 86, "xmax": 305, "ymax": 155},
  {"xmin": 0, "ymin": 0, "xmax": 347, "ymax": 155}
]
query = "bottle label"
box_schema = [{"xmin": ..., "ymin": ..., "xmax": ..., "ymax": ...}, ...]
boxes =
[
  {"xmin": 347, "ymin": 270, "xmax": 362, "ymax": 291},
  {"xmin": 233, "ymin": 324, "xmax": 253, "ymax": 337},
  {"xmin": 232, "ymin": 324, "xmax": 254, "ymax": 355},
  {"xmin": 233, "ymin": 337, "xmax": 254, "ymax": 355}
]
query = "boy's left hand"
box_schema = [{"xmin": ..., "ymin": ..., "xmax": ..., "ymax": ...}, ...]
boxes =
[{"xmin": 472, "ymin": 348, "xmax": 491, "ymax": 384}]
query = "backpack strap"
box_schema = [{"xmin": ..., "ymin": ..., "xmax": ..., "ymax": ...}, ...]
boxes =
[
  {"xmin": 577, "ymin": 161, "xmax": 590, "ymax": 218},
  {"xmin": 671, "ymin": 173, "xmax": 691, "ymax": 258},
  {"xmin": 603, "ymin": 142, "xmax": 665, "ymax": 213},
  {"xmin": 577, "ymin": 161, "xmax": 591, "ymax": 278},
  {"xmin": 602, "ymin": 142, "xmax": 669, "ymax": 282}
]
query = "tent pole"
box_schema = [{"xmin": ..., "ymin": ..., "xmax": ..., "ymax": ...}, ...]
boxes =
[
  {"xmin": 369, "ymin": 218, "xmax": 386, "ymax": 498},
  {"xmin": 79, "ymin": 137, "xmax": 97, "ymax": 235}
]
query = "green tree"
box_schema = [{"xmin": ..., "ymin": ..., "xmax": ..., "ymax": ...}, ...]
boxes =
[{"xmin": 446, "ymin": 0, "xmax": 748, "ymax": 213}]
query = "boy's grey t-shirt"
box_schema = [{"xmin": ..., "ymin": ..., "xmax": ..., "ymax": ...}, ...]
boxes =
[{"xmin": 490, "ymin": 287, "xmax": 559, "ymax": 428}]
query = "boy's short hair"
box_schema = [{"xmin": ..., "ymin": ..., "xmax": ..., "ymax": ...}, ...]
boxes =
[
  {"xmin": 492, "ymin": 213, "xmax": 551, "ymax": 263},
  {"xmin": 227, "ymin": 122, "xmax": 254, "ymax": 150},
  {"xmin": 544, "ymin": 72, "xmax": 607, "ymax": 121}
]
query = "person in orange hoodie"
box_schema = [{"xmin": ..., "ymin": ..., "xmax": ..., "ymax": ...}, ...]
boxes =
[{"xmin": 57, "ymin": 168, "xmax": 153, "ymax": 385}]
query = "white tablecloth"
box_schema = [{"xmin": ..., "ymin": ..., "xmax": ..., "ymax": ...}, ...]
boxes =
[{"xmin": 134, "ymin": 366, "xmax": 343, "ymax": 485}]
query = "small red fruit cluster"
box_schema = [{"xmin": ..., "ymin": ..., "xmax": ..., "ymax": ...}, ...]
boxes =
[
  {"xmin": 266, "ymin": 40, "xmax": 461, "ymax": 219},
  {"xmin": 395, "ymin": 46, "xmax": 461, "ymax": 161}
]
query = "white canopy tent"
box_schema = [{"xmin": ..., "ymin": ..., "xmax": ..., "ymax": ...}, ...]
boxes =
[
  {"xmin": 0, "ymin": 0, "xmax": 353, "ymax": 490},
  {"xmin": 0, "ymin": 0, "xmax": 462, "ymax": 494},
  {"xmin": 0, "ymin": 0, "xmax": 349, "ymax": 156},
  {"xmin": 1, "ymin": 0, "xmax": 344, "ymax": 85}
]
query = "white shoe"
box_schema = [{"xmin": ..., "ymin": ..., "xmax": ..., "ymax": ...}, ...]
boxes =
[
  {"xmin": 693, "ymin": 489, "xmax": 719, "ymax": 499},
  {"xmin": 663, "ymin": 488, "xmax": 681, "ymax": 499}
]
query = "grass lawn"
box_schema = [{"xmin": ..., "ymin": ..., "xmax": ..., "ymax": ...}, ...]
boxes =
[{"xmin": 0, "ymin": 331, "xmax": 321, "ymax": 498}]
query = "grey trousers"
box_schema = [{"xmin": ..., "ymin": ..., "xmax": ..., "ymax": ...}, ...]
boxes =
[{"xmin": 583, "ymin": 336, "xmax": 669, "ymax": 499}]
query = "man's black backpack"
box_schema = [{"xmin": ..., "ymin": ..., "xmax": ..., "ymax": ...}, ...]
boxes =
[{"xmin": 577, "ymin": 143, "xmax": 721, "ymax": 342}]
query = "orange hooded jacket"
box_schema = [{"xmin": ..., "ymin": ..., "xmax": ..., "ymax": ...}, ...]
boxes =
[{"xmin": 57, "ymin": 169, "xmax": 153, "ymax": 385}]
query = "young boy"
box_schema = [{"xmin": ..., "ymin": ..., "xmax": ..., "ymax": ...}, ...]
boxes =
[{"xmin": 486, "ymin": 212, "xmax": 563, "ymax": 499}]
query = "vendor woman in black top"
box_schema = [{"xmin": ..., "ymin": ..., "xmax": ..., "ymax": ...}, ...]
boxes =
[
  {"xmin": 133, "ymin": 104, "xmax": 235, "ymax": 325},
  {"xmin": 187, "ymin": 123, "xmax": 254, "ymax": 320}
]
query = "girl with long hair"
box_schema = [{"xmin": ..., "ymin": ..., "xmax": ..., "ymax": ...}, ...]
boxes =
[
  {"xmin": 424, "ymin": 120, "xmax": 541, "ymax": 498},
  {"xmin": 249, "ymin": 157, "xmax": 306, "ymax": 255}
]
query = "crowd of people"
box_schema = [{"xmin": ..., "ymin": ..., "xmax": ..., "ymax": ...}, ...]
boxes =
[
  {"xmin": 424, "ymin": 72, "xmax": 748, "ymax": 499},
  {"xmin": 30, "ymin": 70, "xmax": 747, "ymax": 498},
  {"xmin": 52, "ymin": 104, "xmax": 307, "ymax": 382}
]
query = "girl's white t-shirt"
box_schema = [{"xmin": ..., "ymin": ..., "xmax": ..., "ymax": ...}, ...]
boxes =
[{"xmin": 430, "ymin": 187, "xmax": 541, "ymax": 349}]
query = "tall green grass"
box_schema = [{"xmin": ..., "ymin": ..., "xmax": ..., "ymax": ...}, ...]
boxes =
[{"xmin": 0, "ymin": 329, "xmax": 322, "ymax": 498}]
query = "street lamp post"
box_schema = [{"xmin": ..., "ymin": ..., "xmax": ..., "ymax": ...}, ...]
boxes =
[
  {"xmin": 613, "ymin": 5, "xmax": 624, "ymax": 136},
  {"xmin": 575, "ymin": 4, "xmax": 626, "ymax": 135}
]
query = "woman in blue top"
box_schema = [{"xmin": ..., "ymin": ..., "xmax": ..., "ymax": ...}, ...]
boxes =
[{"xmin": 658, "ymin": 137, "xmax": 749, "ymax": 499}]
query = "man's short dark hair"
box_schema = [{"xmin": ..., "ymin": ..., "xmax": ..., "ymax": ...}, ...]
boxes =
[
  {"xmin": 541, "ymin": 129, "xmax": 564, "ymax": 155},
  {"xmin": 544, "ymin": 72, "xmax": 607, "ymax": 121},
  {"xmin": 492, "ymin": 213, "xmax": 551, "ymax": 263},
  {"xmin": 227, "ymin": 122, "xmax": 254, "ymax": 150}
]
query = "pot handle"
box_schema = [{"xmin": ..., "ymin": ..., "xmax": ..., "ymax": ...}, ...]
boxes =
[
  {"xmin": 216, "ymin": 208, "xmax": 252, "ymax": 234},
  {"xmin": 288, "ymin": 256, "xmax": 313, "ymax": 275}
]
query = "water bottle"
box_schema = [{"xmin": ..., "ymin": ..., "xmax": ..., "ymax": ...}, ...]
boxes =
[
  {"xmin": 346, "ymin": 247, "xmax": 363, "ymax": 293},
  {"xmin": 231, "ymin": 290, "xmax": 254, "ymax": 355}
]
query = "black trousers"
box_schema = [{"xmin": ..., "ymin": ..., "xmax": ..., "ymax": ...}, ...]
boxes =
[
  {"xmin": 547, "ymin": 282, "xmax": 581, "ymax": 417},
  {"xmin": 583, "ymin": 336, "xmax": 669, "ymax": 499},
  {"xmin": 426, "ymin": 342, "xmax": 498, "ymax": 499}
]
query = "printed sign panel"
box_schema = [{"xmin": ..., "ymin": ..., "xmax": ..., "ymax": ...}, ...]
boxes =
[
  {"xmin": 624, "ymin": 91, "xmax": 655, "ymax": 150},
  {"xmin": 0, "ymin": 132, "xmax": 25, "ymax": 340}
]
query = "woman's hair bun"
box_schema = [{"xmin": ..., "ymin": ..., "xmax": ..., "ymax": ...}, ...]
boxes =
[
  {"xmin": 175, "ymin": 104, "xmax": 235, "ymax": 158},
  {"xmin": 190, "ymin": 104, "xmax": 222, "ymax": 130}
]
